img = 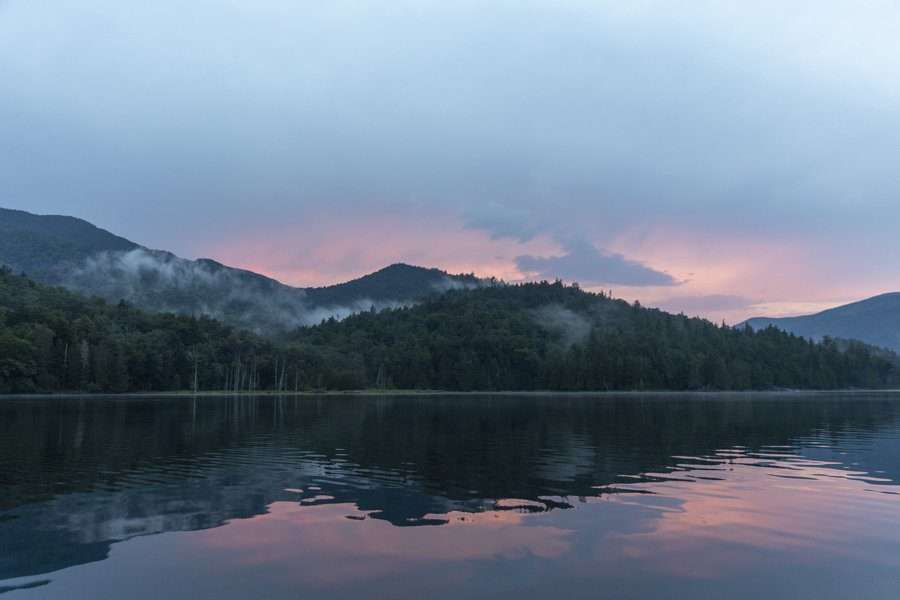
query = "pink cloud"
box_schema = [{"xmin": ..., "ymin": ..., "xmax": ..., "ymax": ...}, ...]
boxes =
[
  {"xmin": 199, "ymin": 214, "xmax": 897, "ymax": 324},
  {"xmin": 601, "ymin": 226, "xmax": 896, "ymax": 322}
]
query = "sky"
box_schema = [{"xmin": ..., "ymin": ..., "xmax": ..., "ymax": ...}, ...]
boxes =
[{"xmin": 2, "ymin": 1, "xmax": 899, "ymax": 323}]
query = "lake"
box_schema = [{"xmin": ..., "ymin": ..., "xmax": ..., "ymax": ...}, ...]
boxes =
[{"xmin": 1, "ymin": 393, "xmax": 899, "ymax": 599}]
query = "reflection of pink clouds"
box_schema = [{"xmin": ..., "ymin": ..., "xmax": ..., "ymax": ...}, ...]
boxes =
[
  {"xmin": 204, "ymin": 213, "xmax": 556, "ymax": 287},
  {"xmin": 602, "ymin": 458, "xmax": 900, "ymax": 579},
  {"xmin": 195, "ymin": 502, "xmax": 571, "ymax": 586},
  {"xmin": 16, "ymin": 463, "xmax": 900, "ymax": 598}
]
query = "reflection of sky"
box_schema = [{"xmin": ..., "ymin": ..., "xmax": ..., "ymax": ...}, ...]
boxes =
[
  {"xmin": 3, "ymin": 394, "xmax": 900, "ymax": 598},
  {"xmin": 4, "ymin": 446, "xmax": 899, "ymax": 600},
  {"xmin": 606, "ymin": 455, "xmax": 900, "ymax": 577}
]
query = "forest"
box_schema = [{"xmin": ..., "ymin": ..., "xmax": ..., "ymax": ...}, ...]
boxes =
[{"xmin": 0, "ymin": 267, "xmax": 897, "ymax": 393}]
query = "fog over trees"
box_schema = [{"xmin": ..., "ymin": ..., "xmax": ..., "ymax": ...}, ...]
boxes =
[{"xmin": 1, "ymin": 268, "xmax": 895, "ymax": 394}]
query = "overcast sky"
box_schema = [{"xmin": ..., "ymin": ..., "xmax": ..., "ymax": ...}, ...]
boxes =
[{"xmin": 2, "ymin": 1, "xmax": 899, "ymax": 322}]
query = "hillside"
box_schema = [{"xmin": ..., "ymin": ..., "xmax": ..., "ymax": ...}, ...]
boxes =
[
  {"xmin": 305, "ymin": 263, "xmax": 481, "ymax": 307},
  {"xmin": 0, "ymin": 208, "xmax": 476, "ymax": 333},
  {"xmin": 293, "ymin": 283, "xmax": 899, "ymax": 391},
  {"xmin": 1, "ymin": 268, "xmax": 895, "ymax": 393},
  {"xmin": 0, "ymin": 208, "xmax": 137, "ymax": 280},
  {"xmin": 742, "ymin": 293, "xmax": 900, "ymax": 353}
]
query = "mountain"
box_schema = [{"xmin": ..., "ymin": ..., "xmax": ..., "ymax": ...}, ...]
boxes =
[
  {"xmin": 0, "ymin": 207, "xmax": 137, "ymax": 280},
  {"xmin": 292, "ymin": 282, "xmax": 899, "ymax": 391},
  {"xmin": 1, "ymin": 268, "xmax": 895, "ymax": 393},
  {"xmin": 741, "ymin": 293, "xmax": 900, "ymax": 353},
  {"xmin": 0, "ymin": 207, "xmax": 477, "ymax": 333},
  {"xmin": 305, "ymin": 263, "xmax": 479, "ymax": 307}
]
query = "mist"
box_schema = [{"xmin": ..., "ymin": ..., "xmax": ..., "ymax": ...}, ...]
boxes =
[
  {"xmin": 532, "ymin": 304, "xmax": 593, "ymax": 347},
  {"xmin": 63, "ymin": 249, "xmax": 418, "ymax": 334}
]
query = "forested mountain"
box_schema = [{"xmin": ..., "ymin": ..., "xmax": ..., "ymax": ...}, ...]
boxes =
[
  {"xmin": 292, "ymin": 283, "xmax": 899, "ymax": 391},
  {"xmin": 742, "ymin": 293, "xmax": 900, "ymax": 353},
  {"xmin": 0, "ymin": 207, "xmax": 137, "ymax": 280},
  {"xmin": 1, "ymin": 268, "xmax": 895, "ymax": 394},
  {"xmin": 305, "ymin": 263, "xmax": 481, "ymax": 306},
  {"xmin": 0, "ymin": 207, "xmax": 476, "ymax": 332}
]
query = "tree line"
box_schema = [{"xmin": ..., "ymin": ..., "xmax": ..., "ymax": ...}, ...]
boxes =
[{"xmin": 0, "ymin": 268, "xmax": 896, "ymax": 393}]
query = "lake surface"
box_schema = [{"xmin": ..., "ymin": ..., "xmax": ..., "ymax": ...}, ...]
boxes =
[{"xmin": 1, "ymin": 393, "xmax": 899, "ymax": 599}]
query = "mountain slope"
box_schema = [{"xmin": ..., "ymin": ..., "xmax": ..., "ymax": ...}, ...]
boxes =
[
  {"xmin": 292, "ymin": 282, "xmax": 899, "ymax": 391},
  {"xmin": 0, "ymin": 208, "xmax": 477, "ymax": 333},
  {"xmin": 305, "ymin": 263, "xmax": 481, "ymax": 307},
  {"xmin": 742, "ymin": 293, "xmax": 900, "ymax": 353},
  {"xmin": 0, "ymin": 208, "xmax": 137, "ymax": 280}
]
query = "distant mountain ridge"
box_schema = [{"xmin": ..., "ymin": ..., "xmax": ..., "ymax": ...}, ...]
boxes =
[
  {"xmin": 0, "ymin": 207, "xmax": 479, "ymax": 333},
  {"xmin": 741, "ymin": 293, "xmax": 900, "ymax": 353}
]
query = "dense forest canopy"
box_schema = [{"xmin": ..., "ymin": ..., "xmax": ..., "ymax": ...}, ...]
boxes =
[{"xmin": 0, "ymin": 267, "xmax": 896, "ymax": 393}]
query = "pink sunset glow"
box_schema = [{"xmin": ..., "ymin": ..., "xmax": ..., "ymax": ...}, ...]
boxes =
[
  {"xmin": 204, "ymin": 212, "xmax": 557, "ymax": 287},
  {"xmin": 6, "ymin": 2, "xmax": 900, "ymax": 326},
  {"xmin": 198, "ymin": 213, "xmax": 889, "ymax": 324}
]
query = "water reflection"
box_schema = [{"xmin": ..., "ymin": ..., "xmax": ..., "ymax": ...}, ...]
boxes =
[{"xmin": 1, "ymin": 394, "xmax": 899, "ymax": 599}]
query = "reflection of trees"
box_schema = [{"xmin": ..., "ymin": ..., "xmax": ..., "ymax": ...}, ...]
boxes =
[{"xmin": 0, "ymin": 393, "xmax": 898, "ymax": 581}]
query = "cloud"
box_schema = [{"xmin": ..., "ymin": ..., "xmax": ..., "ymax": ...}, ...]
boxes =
[
  {"xmin": 1, "ymin": 0, "xmax": 900, "ymax": 306},
  {"xmin": 463, "ymin": 202, "xmax": 541, "ymax": 242},
  {"xmin": 63, "ymin": 248, "xmax": 423, "ymax": 333},
  {"xmin": 516, "ymin": 240, "xmax": 678, "ymax": 287}
]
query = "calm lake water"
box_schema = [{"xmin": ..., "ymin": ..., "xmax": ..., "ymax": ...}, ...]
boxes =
[{"xmin": 1, "ymin": 393, "xmax": 899, "ymax": 599}]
